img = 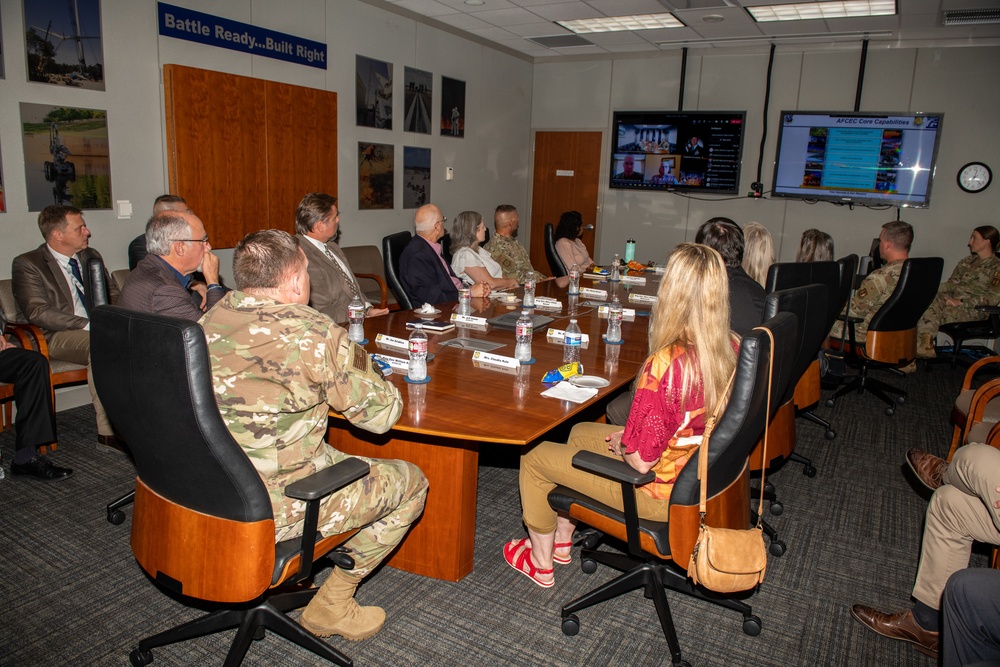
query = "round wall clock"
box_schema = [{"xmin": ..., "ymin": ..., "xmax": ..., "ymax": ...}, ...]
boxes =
[{"xmin": 957, "ymin": 162, "xmax": 992, "ymax": 193}]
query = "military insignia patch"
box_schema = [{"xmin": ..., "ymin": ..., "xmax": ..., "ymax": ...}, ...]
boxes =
[
  {"xmin": 857, "ymin": 287, "xmax": 867, "ymax": 298},
  {"xmin": 993, "ymin": 272, "xmax": 1000, "ymax": 287},
  {"xmin": 352, "ymin": 344, "xmax": 370, "ymax": 373}
]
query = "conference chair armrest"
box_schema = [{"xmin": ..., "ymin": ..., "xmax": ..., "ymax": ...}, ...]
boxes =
[
  {"xmin": 355, "ymin": 272, "xmax": 389, "ymax": 310},
  {"xmin": 572, "ymin": 450, "xmax": 655, "ymax": 486},
  {"xmin": 285, "ymin": 458, "xmax": 371, "ymax": 502},
  {"xmin": 961, "ymin": 356, "xmax": 1000, "ymax": 391},
  {"xmin": 976, "ymin": 305, "xmax": 1000, "ymax": 314}
]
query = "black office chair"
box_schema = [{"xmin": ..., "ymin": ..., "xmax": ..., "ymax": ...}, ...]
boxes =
[
  {"xmin": 929, "ymin": 306, "xmax": 1000, "ymax": 367},
  {"xmin": 382, "ymin": 231, "xmax": 414, "ymax": 311},
  {"xmin": 829, "ymin": 257, "xmax": 944, "ymax": 415},
  {"xmin": 91, "ymin": 306, "xmax": 370, "ymax": 667},
  {"xmin": 547, "ymin": 313, "xmax": 797, "ymax": 666},
  {"xmin": 544, "ymin": 223, "xmax": 567, "ymax": 277}
]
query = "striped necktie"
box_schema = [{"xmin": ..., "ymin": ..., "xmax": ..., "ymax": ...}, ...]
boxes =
[
  {"xmin": 68, "ymin": 257, "xmax": 89, "ymax": 314},
  {"xmin": 323, "ymin": 246, "xmax": 361, "ymax": 301}
]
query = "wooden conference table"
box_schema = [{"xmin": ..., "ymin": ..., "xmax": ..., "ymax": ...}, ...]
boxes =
[{"xmin": 328, "ymin": 276, "xmax": 659, "ymax": 581}]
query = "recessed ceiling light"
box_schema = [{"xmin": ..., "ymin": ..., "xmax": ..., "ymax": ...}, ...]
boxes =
[
  {"xmin": 702, "ymin": 15, "xmax": 725, "ymax": 23},
  {"xmin": 747, "ymin": 1, "xmax": 896, "ymax": 22},
  {"xmin": 557, "ymin": 13, "xmax": 684, "ymax": 34},
  {"xmin": 464, "ymin": 0, "xmax": 485, "ymax": 5}
]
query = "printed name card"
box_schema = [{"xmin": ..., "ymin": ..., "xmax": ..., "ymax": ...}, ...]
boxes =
[
  {"xmin": 629, "ymin": 293, "xmax": 657, "ymax": 305},
  {"xmin": 451, "ymin": 313, "xmax": 488, "ymax": 326},
  {"xmin": 597, "ymin": 305, "xmax": 637, "ymax": 320},
  {"xmin": 546, "ymin": 329, "xmax": 591, "ymax": 345},
  {"xmin": 533, "ymin": 297, "xmax": 562, "ymax": 311},
  {"xmin": 471, "ymin": 350, "xmax": 520, "ymax": 369},
  {"xmin": 621, "ymin": 275, "xmax": 647, "ymax": 286},
  {"xmin": 583, "ymin": 273, "xmax": 608, "ymax": 281},
  {"xmin": 372, "ymin": 353, "xmax": 409, "ymax": 372},
  {"xmin": 375, "ymin": 333, "xmax": 409, "ymax": 350},
  {"xmin": 580, "ymin": 287, "xmax": 608, "ymax": 300}
]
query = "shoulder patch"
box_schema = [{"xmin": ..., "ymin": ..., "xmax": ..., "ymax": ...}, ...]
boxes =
[
  {"xmin": 993, "ymin": 271, "xmax": 1000, "ymax": 287},
  {"xmin": 352, "ymin": 343, "xmax": 370, "ymax": 373},
  {"xmin": 857, "ymin": 287, "xmax": 867, "ymax": 299}
]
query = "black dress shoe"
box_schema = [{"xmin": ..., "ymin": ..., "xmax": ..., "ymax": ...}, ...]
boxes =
[{"xmin": 11, "ymin": 456, "xmax": 74, "ymax": 481}]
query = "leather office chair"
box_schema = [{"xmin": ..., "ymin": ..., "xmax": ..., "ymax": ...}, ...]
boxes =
[
  {"xmin": 828, "ymin": 257, "xmax": 944, "ymax": 415},
  {"xmin": 440, "ymin": 233, "xmax": 453, "ymax": 265},
  {"xmin": 544, "ymin": 223, "xmax": 568, "ymax": 278},
  {"xmin": 547, "ymin": 313, "xmax": 797, "ymax": 666},
  {"xmin": 90, "ymin": 306, "xmax": 371, "ymax": 667},
  {"xmin": 382, "ymin": 231, "xmax": 414, "ymax": 311},
  {"xmin": 341, "ymin": 245, "xmax": 392, "ymax": 310},
  {"xmin": 930, "ymin": 306, "xmax": 1000, "ymax": 367}
]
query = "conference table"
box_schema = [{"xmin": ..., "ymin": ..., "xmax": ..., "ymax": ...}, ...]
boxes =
[{"xmin": 328, "ymin": 275, "xmax": 659, "ymax": 581}]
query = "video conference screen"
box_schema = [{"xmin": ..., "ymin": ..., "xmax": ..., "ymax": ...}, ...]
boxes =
[{"xmin": 610, "ymin": 110, "xmax": 746, "ymax": 194}]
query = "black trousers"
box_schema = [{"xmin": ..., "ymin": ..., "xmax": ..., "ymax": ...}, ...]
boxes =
[
  {"xmin": 0, "ymin": 348, "xmax": 57, "ymax": 452},
  {"xmin": 942, "ymin": 568, "xmax": 1000, "ymax": 666}
]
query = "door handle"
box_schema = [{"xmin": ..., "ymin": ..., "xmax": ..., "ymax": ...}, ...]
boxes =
[{"xmin": 584, "ymin": 225, "xmax": 594, "ymax": 231}]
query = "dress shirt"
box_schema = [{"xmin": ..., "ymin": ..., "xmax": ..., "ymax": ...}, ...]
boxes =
[{"xmin": 46, "ymin": 245, "xmax": 90, "ymax": 326}]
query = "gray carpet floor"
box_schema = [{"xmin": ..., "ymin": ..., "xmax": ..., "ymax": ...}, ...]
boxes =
[{"xmin": 0, "ymin": 362, "xmax": 990, "ymax": 666}]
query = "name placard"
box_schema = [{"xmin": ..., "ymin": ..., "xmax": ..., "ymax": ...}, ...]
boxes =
[
  {"xmin": 451, "ymin": 313, "xmax": 488, "ymax": 326},
  {"xmin": 629, "ymin": 293, "xmax": 657, "ymax": 305},
  {"xmin": 533, "ymin": 298, "xmax": 562, "ymax": 311},
  {"xmin": 546, "ymin": 329, "xmax": 591, "ymax": 345},
  {"xmin": 372, "ymin": 353, "xmax": 409, "ymax": 372},
  {"xmin": 158, "ymin": 2, "xmax": 328, "ymax": 69},
  {"xmin": 621, "ymin": 275, "xmax": 647, "ymax": 286},
  {"xmin": 597, "ymin": 305, "xmax": 637, "ymax": 320},
  {"xmin": 375, "ymin": 333, "xmax": 409, "ymax": 351},
  {"xmin": 580, "ymin": 287, "xmax": 608, "ymax": 300},
  {"xmin": 471, "ymin": 350, "xmax": 520, "ymax": 369}
]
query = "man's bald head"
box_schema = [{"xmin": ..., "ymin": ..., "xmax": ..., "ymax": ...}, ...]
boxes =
[
  {"xmin": 152, "ymin": 194, "xmax": 189, "ymax": 216},
  {"xmin": 414, "ymin": 204, "xmax": 445, "ymax": 240}
]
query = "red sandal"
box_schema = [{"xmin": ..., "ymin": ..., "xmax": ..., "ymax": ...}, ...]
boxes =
[
  {"xmin": 553, "ymin": 542, "xmax": 573, "ymax": 565},
  {"xmin": 503, "ymin": 538, "xmax": 554, "ymax": 588}
]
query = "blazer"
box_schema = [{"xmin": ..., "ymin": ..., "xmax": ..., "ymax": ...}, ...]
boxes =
[
  {"xmin": 399, "ymin": 235, "xmax": 460, "ymax": 306},
  {"xmin": 11, "ymin": 244, "xmax": 119, "ymax": 335},
  {"xmin": 297, "ymin": 234, "xmax": 358, "ymax": 324},
  {"xmin": 727, "ymin": 265, "xmax": 766, "ymax": 336},
  {"xmin": 119, "ymin": 254, "xmax": 223, "ymax": 321}
]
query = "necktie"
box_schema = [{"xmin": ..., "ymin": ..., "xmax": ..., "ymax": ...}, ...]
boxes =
[
  {"xmin": 323, "ymin": 246, "xmax": 361, "ymax": 301},
  {"xmin": 68, "ymin": 257, "xmax": 89, "ymax": 315}
]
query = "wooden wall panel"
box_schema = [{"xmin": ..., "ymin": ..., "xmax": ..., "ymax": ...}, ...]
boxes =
[{"xmin": 265, "ymin": 81, "xmax": 338, "ymax": 232}]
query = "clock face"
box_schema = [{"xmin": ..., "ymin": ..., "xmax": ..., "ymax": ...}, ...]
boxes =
[{"xmin": 958, "ymin": 162, "xmax": 992, "ymax": 193}]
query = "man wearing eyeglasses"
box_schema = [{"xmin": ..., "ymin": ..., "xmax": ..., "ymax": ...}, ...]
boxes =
[
  {"xmin": 119, "ymin": 210, "xmax": 224, "ymax": 320},
  {"xmin": 400, "ymin": 203, "xmax": 490, "ymax": 306}
]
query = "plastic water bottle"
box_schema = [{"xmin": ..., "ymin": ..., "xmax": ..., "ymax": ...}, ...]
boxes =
[
  {"xmin": 609, "ymin": 253, "xmax": 621, "ymax": 282},
  {"xmin": 523, "ymin": 277, "xmax": 535, "ymax": 308},
  {"xmin": 458, "ymin": 288, "xmax": 471, "ymax": 315},
  {"xmin": 407, "ymin": 324, "xmax": 428, "ymax": 381},
  {"xmin": 606, "ymin": 295, "xmax": 623, "ymax": 343},
  {"xmin": 347, "ymin": 295, "xmax": 365, "ymax": 343},
  {"xmin": 563, "ymin": 318, "xmax": 582, "ymax": 364},
  {"xmin": 515, "ymin": 309, "xmax": 533, "ymax": 362},
  {"xmin": 625, "ymin": 238, "xmax": 636, "ymax": 263},
  {"xmin": 568, "ymin": 264, "xmax": 580, "ymax": 295}
]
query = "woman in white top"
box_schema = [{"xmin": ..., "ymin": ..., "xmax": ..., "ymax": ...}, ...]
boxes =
[{"xmin": 450, "ymin": 211, "xmax": 519, "ymax": 290}]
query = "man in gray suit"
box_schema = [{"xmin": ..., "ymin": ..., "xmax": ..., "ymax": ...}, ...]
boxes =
[
  {"xmin": 294, "ymin": 193, "xmax": 389, "ymax": 323},
  {"xmin": 119, "ymin": 210, "xmax": 223, "ymax": 320},
  {"xmin": 11, "ymin": 205, "xmax": 120, "ymax": 449}
]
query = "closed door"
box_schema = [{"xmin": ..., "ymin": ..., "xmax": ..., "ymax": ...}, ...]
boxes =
[{"xmin": 529, "ymin": 131, "xmax": 602, "ymax": 274}]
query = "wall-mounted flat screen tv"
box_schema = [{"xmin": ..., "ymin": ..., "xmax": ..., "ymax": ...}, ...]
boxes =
[
  {"xmin": 610, "ymin": 110, "xmax": 746, "ymax": 194},
  {"xmin": 772, "ymin": 111, "xmax": 944, "ymax": 208}
]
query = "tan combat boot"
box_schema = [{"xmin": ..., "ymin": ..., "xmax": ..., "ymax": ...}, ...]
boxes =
[
  {"xmin": 299, "ymin": 568, "xmax": 386, "ymax": 641},
  {"xmin": 916, "ymin": 332, "xmax": 937, "ymax": 359}
]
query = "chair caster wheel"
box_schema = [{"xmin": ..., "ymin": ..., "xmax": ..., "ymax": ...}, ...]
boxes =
[
  {"xmin": 129, "ymin": 648, "xmax": 153, "ymax": 666},
  {"xmin": 108, "ymin": 509, "xmax": 126, "ymax": 525},
  {"xmin": 896, "ymin": 395, "xmax": 906, "ymax": 405},
  {"xmin": 803, "ymin": 465, "xmax": 817, "ymax": 478},
  {"xmin": 742, "ymin": 615, "xmax": 762, "ymax": 636},
  {"xmin": 769, "ymin": 540, "xmax": 786, "ymax": 557},
  {"xmin": 824, "ymin": 429, "xmax": 836, "ymax": 441},
  {"xmin": 253, "ymin": 626, "xmax": 266, "ymax": 641},
  {"xmin": 763, "ymin": 482, "xmax": 775, "ymax": 494},
  {"xmin": 768, "ymin": 501, "xmax": 783, "ymax": 516},
  {"xmin": 824, "ymin": 399, "xmax": 835, "ymax": 408},
  {"xmin": 561, "ymin": 614, "xmax": 580, "ymax": 636},
  {"xmin": 884, "ymin": 407, "xmax": 895, "ymax": 417},
  {"xmin": 581, "ymin": 558, "xmax": 598, "ymax": 575}
]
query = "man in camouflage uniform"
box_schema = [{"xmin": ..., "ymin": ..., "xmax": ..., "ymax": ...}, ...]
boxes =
[
  {"xmin": 831, "ymin": 220, "xmax": 913, "ymax": 342},
  {"xmin": 917, "ymin": 226, "xmax": 1000, "ymax": 358},
  {"xmin": 483, "ymin": 204, "xmax": 546, "ymax": 283},
  {"xmin": 200, "ymin": 229, "xmax": 428, "ymax": 642}
]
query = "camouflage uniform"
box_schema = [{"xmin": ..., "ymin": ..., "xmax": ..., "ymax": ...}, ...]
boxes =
[
  {"xmin": 918, "ymin": 254, "xmax": 1000, "ymax": 355},
  {"xmin": 200, "ymin": 291, "xmax": 428, "ymax": 581},
  {"xmin": 830, "ymin": 259, "xmax": 904, "ymax": 342},
  {"xmin": 482, "ymin": 233, "xmax": 545, "ymax": 283}
]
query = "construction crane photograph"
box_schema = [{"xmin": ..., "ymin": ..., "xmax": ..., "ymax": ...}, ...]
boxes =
[{"xmin": 24, "ymin": 0, "xmax": 105, "ymax": 90}]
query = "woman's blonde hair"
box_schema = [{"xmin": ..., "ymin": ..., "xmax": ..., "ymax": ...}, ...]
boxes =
[
  {"xmin": 741, "ymin": 222, "xmax": 774, "ymax": 287},
  {"xmin": 648, "ymin": 243, "xmax": 738, "ymax": 416}
]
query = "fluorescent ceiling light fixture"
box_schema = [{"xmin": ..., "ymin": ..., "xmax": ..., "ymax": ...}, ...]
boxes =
[
  {"xmin": 943, "ymin": 9, "xmax": 1000, "ymax": 25},
  {"xmin": 557, "ymin": 13, "xmax": 684, "ymax": 34},
  {"xmin": 747, "ymin": 1, "xmax": 896, "ymax": 22}
]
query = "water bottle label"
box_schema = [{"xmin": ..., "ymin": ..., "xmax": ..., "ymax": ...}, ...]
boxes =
[
  {"xmin": 349, "ymin": 305, "xmax": 365, "ymax": 318},
  {"xmin": 566, "ymin": 333, "xmax": 582, "ymax": 347},
  {"xmin": 409, "ymin": 339, "xmax": 428, "ymax": 355},
  {"xmin": 516, "ymin": 322, "xmax": 532, "ymax": 337}
]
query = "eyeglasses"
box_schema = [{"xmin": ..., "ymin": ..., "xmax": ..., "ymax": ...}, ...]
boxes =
[
  {"xmin": 176, "ymin": 236, "xmax": 210, "ymax": 244},
  {"xmin": 435, "ymin": 217, "xmax": 448, "ymax": 225}
]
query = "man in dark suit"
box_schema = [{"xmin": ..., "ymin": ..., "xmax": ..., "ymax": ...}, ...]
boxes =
[
  {"xmin": 695, "ymin": 217, "xmax": 765, "ymax": 336},
  {"xmin": 11, "ymin": 205, "xmax": 120, "ymax": 449},
  {"xmin": 400, "ymin": 203, "xmax": 489, "ymax": 306},
  {"xmin": 127, "ymin": 194, "xmax": 189, "ymax": 270},
  {"xmin": 294, "ymin": 192, "xmax": 389, "ymax": 323},
  {"xmin": 119, "ymin": 209, "xmax": 223, "ymax": 320},
  {"xmin": 0, "ymin": 310, "xmax": 71, "ymax": 480}
]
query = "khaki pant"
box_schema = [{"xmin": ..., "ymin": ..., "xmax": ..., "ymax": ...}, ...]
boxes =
[
  {"xmin": 46, "ymin": 329, "xmax": 113, "ymax": 436},
  {"xmin": 519, "ymin": 422, "xmax": 671, "ymax": 535},
  {"xmin": 912, "ymin": 444, "xmax": 1000, "ymax": 609}
]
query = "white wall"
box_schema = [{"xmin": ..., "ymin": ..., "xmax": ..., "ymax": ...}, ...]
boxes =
[
  {"xmin": 0, "ymin": 0, "xmax": 533, "ymax": 278},
  {"xmin": 530, "ymin": 44, "xmax": 1000, "ymax": 275}
]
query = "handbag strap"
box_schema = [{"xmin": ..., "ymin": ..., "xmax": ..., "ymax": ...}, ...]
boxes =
[{"xmin": 698, "ymin": 326, "xmax": 776, "ymax": 529}]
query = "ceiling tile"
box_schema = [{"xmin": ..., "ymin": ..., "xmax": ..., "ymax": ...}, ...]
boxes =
[
  {"xmin": 585, "ymin": 0, "xmax": 671, "ymax": 15},
  {"xmin": 388, "ymin": 0, "xmax": 458, "ymax": 16},
  {"xmin": 434, "ymin": 12, "xmax": 497, "ymax": 29},
  {"xmin": 503, "ymin": 21, "xmax": 574, "ymax": 36},
  {"xmin": 466, "ymin": 25, "xmax": 526, "ymax": 39},
  {"xmin": 463, "ymin": 7, "xmax": 545, "ymax": 25},
  {"xmin": 528, "ymin": 3, "xmax": 605, "ymax": 21}
]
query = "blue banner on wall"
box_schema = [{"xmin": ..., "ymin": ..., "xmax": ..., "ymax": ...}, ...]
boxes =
[{"xmin": 157, "ymin": 3, "xmax": 327, "ymax": 69}]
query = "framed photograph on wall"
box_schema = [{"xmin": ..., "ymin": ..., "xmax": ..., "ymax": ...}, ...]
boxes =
[
  {"xmin": 404, "ymin": 67, "xmax": 432, "ymax": 134},
  {"xmin": 358, "ymin": 142, "xmax": 393, "ymax": 210},
  {"xmin": 0, "ymin": 140, "xmax": 6, "ymax": 213},
  {"xmin": 20, "ymin": 102, "xmax": 112, "ymax": 211},
  {"xmin": 403, "ymin": 147, "xmax": 430, "ymax": 209},
  {"xmin": 441, "ymin": 76, "xmax": 465, "ymax": 138},
  {"xmin": 0, "ymin": 10, "xmax": 6, "ymax": 79},
  {"xmin": 356, "ymin": 55, "xmax": 392, "ymax": 130},
  {"xmin": 24, "ymin": 0, "xmax": 105, "ymax": 90}
]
